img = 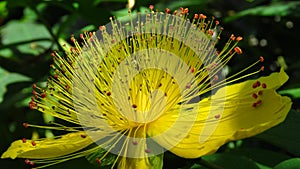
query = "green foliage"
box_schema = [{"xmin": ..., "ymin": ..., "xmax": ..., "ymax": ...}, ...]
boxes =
[
  {"xmin": 257, "ymin": 109, "xmax": 300, "ymax": 157},
  {"xmin": 273, "ymin": 158, "xmax": 300, "ymax": 169},
  {"xmin": 0, "ymin": 67, "xmax": 31, "ymax": 103}
]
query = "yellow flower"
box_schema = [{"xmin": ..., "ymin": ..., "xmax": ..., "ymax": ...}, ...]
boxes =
[{"xmin": 1, "ymin": 7, "xmax": 292, "ymax": 169}]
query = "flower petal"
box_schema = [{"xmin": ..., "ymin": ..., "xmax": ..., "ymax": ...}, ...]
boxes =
[
  {"xmin": 148, "ymin": 68, "xmax": 292, "ymax": 158},
  {"xmin": 1, "ymin": 131, "xmax": 93, "ymax": 159}
]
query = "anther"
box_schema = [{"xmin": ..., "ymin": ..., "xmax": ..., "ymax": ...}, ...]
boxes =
[
  {"xmin": 234, "ymin": 47, "xmax": 243, "ymax": 54},
  {"xmin": 132, "ymin": 104, "xmax": 137, "ymax": 108},
  {"xmin": 41, "ymin": 92, "xmax": 46, "ymax": 98},
  {"xmin": 199, "ymin": 14, "xmax": 206, "ymax": 19},
  {"xmin": 186, "ymin": 83, "xmax": 191, "ymax": 89},
  {"xmin": 80, "ymin": 34, "xmax": 84, "ymax": 39},
  {"xmin": 31, "ymin": 141, "xmax": 36, "ymax": 146},
  {"xmin": 81, "ymin": 134, "xmax": 87, "ymax": 138},
  {"xmin": 262, "ymin": 83, "xmax": 267, "ymax": 88},
  {"xmin": 22, "ymin": 138, "xmax": 27, "ymax": 143},
  {"xmin": 214, "ymin": 114, "xmax": 221, "ymax": 119},
  {"xmin": 132, "ymin": 141, "xmax": 138, "ymax": 145},
  {"xmin": 190, "ymin": 67, "xmax": 195, "ymax": 73},
  {"xmin": 145, "ymin": 148, "xmax": 151, "ymax": 153},
  {"xmin": 165, "ymin": 8, "xmax": 170, "ymax": 14},
  {"xmin": 24, "ymin": 159, "xmax": 30, "ymax": 164},
  {"xmin": 32, "ymin": 84, "xmax": 37, "ymax": 90},
  {"xmin": 258, "ymin": 90, "xmax": 263, "ymax": 95},
  {"xmin": 23, "ymin": 122, "xmax": 29, "ymax": 128},
  {"xmin": 96, "ymin": 158, "xmax": 101, "ymax": 164},
  {"xmin": 194, "ymin": 14, "xmax": 199, "ymax": 19},
  {"xmin": 236, "ymin": 36, "xmax": 243, "ymax": 41},
  {"xmin": 260, "ymin": 56, "xmax": 264, "ymax": 62},
  {"xmin": 184, "ymin": 8, "xmax": 189, "ymax": 14},
  {"xmin": 149, "ymin": 5, "xmax": 154, "ymax": 10},
  {"xmin": 260, "ymin": 66, "xmax": 265, "ymax": 71},
  {"xmin": 230, "ymin": 34, "xmax": 236, "ymax": 41},
  {"xmin": 106, "ymin": 91, "xmax": 111, "ymax": 96}
]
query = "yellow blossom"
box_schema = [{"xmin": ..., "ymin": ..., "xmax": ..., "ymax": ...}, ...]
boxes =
[{"xmin": 1, "ymin": 7, "xmax": 291, "ymax": 169}]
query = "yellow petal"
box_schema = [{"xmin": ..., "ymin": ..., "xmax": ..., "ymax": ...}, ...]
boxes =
[
  {"xmin": 1, "ymin": 131, "xmax": 93, "ymax": 159},
  {"xmin": 147, "ymin": 68, "xmax": 292, "ymax": 158},
  {"xmin": 118, "ymin": 157, "xmax": 150, "ymax": 169}
]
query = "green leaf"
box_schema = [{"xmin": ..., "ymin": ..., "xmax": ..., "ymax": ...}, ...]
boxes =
[
  {"xmin": 0, "ymin": 67, "xmax": 31, "ymax": 104},
  {"xmin": 196, "ymin": 153, "xmax": 260, "ymax": 169},
  {"xmin": 279, "ymin": 88, "xmax": 300, "ymax": 98},
  {"xmin": 86, "ymin": 146, "xmax": 117, "ymax": 168},
  {"xmin": 149, "ymin": 153, "xmax": 164, "ymax": 169},
  {"xmin": 1, "ymin": 20, "xmax": 52, "ymax": 55},
  {"xmin": 224, "ymin": 2, "xmax": 300, "ymax": 22},
  {"xmin": 256, "ymin": 109, "xmax": 300, "ymax": 156},
  {"xmin": 273, "ymin": 158, "xmax": 300, "ymax": 169}
]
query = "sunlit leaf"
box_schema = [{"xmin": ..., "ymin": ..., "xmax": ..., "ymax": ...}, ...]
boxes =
[
  {"xmin": 1, "ymin": 20, "xmax": 52, "ymax": 55},
  {"xmin": 256, "ymin": 109, "xmax": 300, "ymax": 156},
  {"xmin": 279, "ymin": 88, "xmax": 300, "ymax": 98},
  {"xmin": 273, "ymin": 158, "xmax": 300, "ymax": 169},
  {"xmin": 225, "ymin": 2, "xmax": 300, "ymax": 22},
  {"xmin": 0, "ymin": 67, "xmax": 31, "ymax": 104}
]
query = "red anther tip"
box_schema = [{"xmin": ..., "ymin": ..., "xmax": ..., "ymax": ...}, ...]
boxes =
[
  {"xmin": 200, "ymin": 14, "xmax": 206, "ymax": 19},
  {"xmin": 236, "ymin": 36, "xmax": 243, "ymax": 41},
  {"xmin": 145, "ymin": 148, "xmax": 151, "ymax": 153},
  {"xmin": 106, "ymin": 91, "xmax": 111, "ymax": 96},
  {"xmin": 132, "ymin": 141, "xmax": 138, "ymax": 145},
  {"xmin": 184, "ymin": 8, "xmax": 189, "ymax": 13},
  {"xmin": 22, "ymin": 138, "xmax": 27, "ymax": 143},
  {"xmin": 51, "ymin": 52, "xmax": 55, "ymax": 57},
  {"xmin": 230, "ymin": 34, "xmax": 236, "ymax": 41},
  {"xmin": 252, "ymin": 102, "xmax": 257, "ymax": 108},
  {"xmin": 96, "ymin": 158, "xmax": 101, "ymax": 164},
  {"xmin": 215, "ymin": 20, "xmax": 220, "ymax": 25},
  {"xmin": 258, "ymin": 90, "xmax": 263, "ymax": 95},
  {"xmin": 260, "ymin": 66, "xmax": 265, "ymax": 71},
  {"xmin": 190, "ymin": 67, "xmax": 195, "ymax": 73},
  {"xmin": 23, "ymin": 122, "xmax": 28, "ymax": 128},
  {"xmin": 32, "ymin": 84, "xmax": 37, "ymax": 90},
  {"xmin": 80, "ymin": 34, "xmax": 84, "ymax": 39},
  {"xmin": 25, "ymin": 159, "xmax": 30, "ymax": 164},
  {"xmin": 234, "ymin": 47, "xmax": 242, "ymax": 54},
  {"xmin": 214, "ymin": 114, "xmax": 221, "ymax": 119},
  {"xmin": 165, "ymin": 8, "xmax": 170, "ymax": 14},
  {"xmin": 31, "ymin": 141, "xmax": 36, "ymax": 146},
  {"xmin": 262, "ymin": 83, "xmax": 267, "ymax": 88},
  {"xmin": 41, "ymin": 93, "xmax": 46, "ymax": 98},
  {"xmin": 194, "ymin": 14, "xmax": 199, "ymax": 19},
  {"xmin": 259, "ymin": 56, "xmax": 264, "ymax": 62},
  {"xmin": 81, "ymin": 134, "xmax": 87, "ymax": 138},
  {"xmin": 29, "ymin": 161, "xmax": 35, "ymax": 166},
  {"xmin": 149, "ymin": 5, "xmax": 154, "ymax": 10},
  {"xmin": 132, "ymin": 104, "xmax": 137, "ymax": 108}
]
